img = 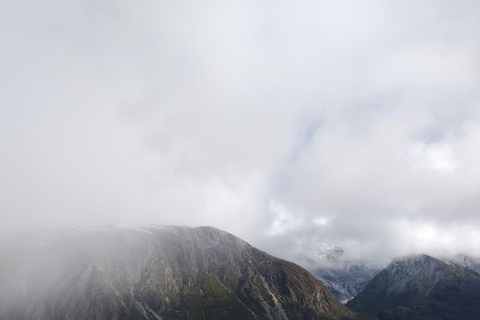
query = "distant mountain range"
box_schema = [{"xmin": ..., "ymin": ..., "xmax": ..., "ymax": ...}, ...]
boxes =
[
  {"xmin": 0, "ymin": 226, "xmax": 365, "ymax": 320},
  {"xmin": 308, "ymin": 246, "xmax": 382, "ymax": 304}
]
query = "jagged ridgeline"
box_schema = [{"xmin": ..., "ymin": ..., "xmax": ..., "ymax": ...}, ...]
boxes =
[{"xmin": 0, "ymin": 226, "xmax": 368, "ymax": 320}]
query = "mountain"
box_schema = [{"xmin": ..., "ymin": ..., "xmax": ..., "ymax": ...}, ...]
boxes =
[
  {"xmin": 308, "ymin": 246, "xmax": 382, "ymax": 304},
  {"xmin": 0, "ymin": 225, "xmax": 366, "ymax": 320},
  {"xmin": 443, "ymin": 254, "xmax": 480, "ymax": 274},
  {"xmin": 311, "ymin": 262, "xmax": 381, "ymax": 304},
  {"xmin": 346, "ymin": 253, "xmax": 480, "ymax": 320}
]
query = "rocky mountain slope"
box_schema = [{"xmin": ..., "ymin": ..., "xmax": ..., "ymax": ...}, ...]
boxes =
[
  {"xmin": 444, "ymin": 254, "xmax": 480, "ymax": 274},
  {"xmin": 0, "ymin": 225, "xmax": 365, "ymax": 320},
  {"xmin": 346, "ymin": 254, "xmax": 480, "ymax": 320},
  {"xmin": 308, "ymin": 246, "xmax": 381, "ymax": 304}
]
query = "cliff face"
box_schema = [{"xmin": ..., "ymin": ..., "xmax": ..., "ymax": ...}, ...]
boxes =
[
  {"xmin": 346, "ymin": 254, "xmax": 480, "ymax": 320},
  {"xmin": 0, "ymin": 226, "xmax": 361, "ymax": 320}
]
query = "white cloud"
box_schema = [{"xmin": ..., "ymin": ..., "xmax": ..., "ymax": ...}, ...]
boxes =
[
  {"xmin": 267, "ymin": 201, "xmax": 304, "ymax": 236},
  {"xmin": 406, "ymin": 142, "xmax": 458, "ymax": 173},
  {"xmin": 313, "ymin": 217, "xmax": 330, "ymax": 227}
]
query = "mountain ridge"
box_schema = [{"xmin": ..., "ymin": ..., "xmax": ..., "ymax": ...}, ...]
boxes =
[{"xmin": 0, "ymin": 225, "xmax": 366, "ymax": 320}]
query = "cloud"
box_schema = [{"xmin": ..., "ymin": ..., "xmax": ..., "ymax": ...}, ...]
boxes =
[
  {"xmin": 267, "ymin": 200, "xmax": 305, "ymax": 236},
  {"xmin": 405, "ymin": 141, "xmax": 458, "ymax": 173},
  {"xmin": 1, "ymin": 0, "xmax": 480, "ymax": 266}
]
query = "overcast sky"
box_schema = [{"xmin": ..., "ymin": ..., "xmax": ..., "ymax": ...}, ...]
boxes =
[{"xmin": 1, "ymin": 0, "xmax": 480, "ymax": 266}]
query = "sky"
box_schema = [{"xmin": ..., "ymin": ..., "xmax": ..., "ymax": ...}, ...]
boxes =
[{"xmin": 1, "ymin": 0, "xmax": 480, "ymax": 266}]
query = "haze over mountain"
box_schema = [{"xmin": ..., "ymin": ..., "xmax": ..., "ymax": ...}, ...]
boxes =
[{"xmin": 0, "ymin": 225, "xmax": 367, "ymax": 320}]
